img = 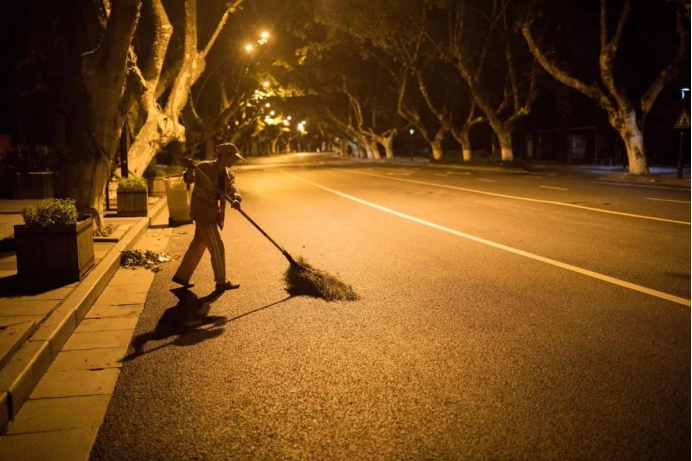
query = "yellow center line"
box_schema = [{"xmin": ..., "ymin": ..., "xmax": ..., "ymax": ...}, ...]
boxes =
[
  {"xmin": 341, "ymin": 169, "xmax": 690, "ymax": 226},
  {"xmin": 281, "ymin": 171, "xmax": 690, "ymax": 307}
]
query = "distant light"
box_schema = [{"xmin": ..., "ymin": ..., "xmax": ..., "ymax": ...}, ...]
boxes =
[
  {"xmin": 261, "ymin": 32, "xmax": 270, "ymax": 39},
  {"xmin": 262, "ymin": 81, "xmax": 270, "ymax": 88},
  {"xmin": 409, "ymin": 129, "xmax": 415, "ymax": 135},
  {"xmin": 682, "ymin": 88, "xmax": 690, "ymax": 100},
  {"xmin": 270, "ymin": 111, "xmax": 275, "ymax": 116},
  {"xmin": 245, "ymin": 44, "xmax": 254, "ymax": 52},
  {"xmin": 265, "ymin": 103, "xmax": 270, "ymax": 108},
  {"xmin": 301, "ymin": 121, "xmax": 306, "ymax": 125},
  {"xmin": 286, "ymin": 116, "xmax": 292, "ymax": 121}
]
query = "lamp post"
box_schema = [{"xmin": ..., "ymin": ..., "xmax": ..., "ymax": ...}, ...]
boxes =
[
  {"xmin": 677, "ymin": 88, "xmax": 689, "ymax": 179},
  {"xmin": 409, "ymin": 128, "xmax": 415, "ymax": 161}
]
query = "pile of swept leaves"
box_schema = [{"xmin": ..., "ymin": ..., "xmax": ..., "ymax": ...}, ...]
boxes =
[
  {"xmin": 284, "ymin": 256, "xmax": 359, "ymax": 302},
  {"xmin": 94, "ymin": 224, "xmax": 116, "ymax": 237},
  {"xmin": 120, "ymin": 249, "xmax": 171, "ymax": 272}
]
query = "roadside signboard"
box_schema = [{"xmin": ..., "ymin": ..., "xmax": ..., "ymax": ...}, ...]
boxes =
[{"xmin": 675, "ymin": 108, "xmax": 690, "ymax": 129}]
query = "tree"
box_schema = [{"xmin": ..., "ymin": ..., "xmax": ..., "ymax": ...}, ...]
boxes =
[
  {"xmin": 446, "ymin": 0, "xmax": 539, "ymax": 162},
  {"xmin": 522, "ymin": 0, "xmax": 689, "ymax": 175},
  {"xmin": 126, "ymin": 0, "xmax": 242, "ymax": 175},
  {"xmin": 57, "ymin": 0, "xmax": 145, "ymax": 227}
]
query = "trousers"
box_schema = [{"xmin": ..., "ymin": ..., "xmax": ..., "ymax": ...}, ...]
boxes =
[{"xmin": 174, "ymin": 222, "xmax": 226, "ymax": 283}]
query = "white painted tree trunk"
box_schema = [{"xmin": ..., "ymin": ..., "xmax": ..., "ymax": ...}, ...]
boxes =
[
  {"xmin": 497, "ymin": 128, "xmax": 513, "ymax": 162},
  {"xmin": 460, "ymin": 128, "xmax": 472, "ymax": 162},
  {"xmin": 431, "ymin": 142, "xmax": 444, "ymax": 161},
  {"xmin": 614, "ymin": 110, "xmax": 649, "ymax": 175}
]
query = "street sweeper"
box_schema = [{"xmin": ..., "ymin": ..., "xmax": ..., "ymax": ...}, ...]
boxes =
[
  {"xmin": 172, "ymin": 145, "xmax": 358, "ymax": 301},
  {"xmin": 172, "ymin": 143, "xmax": 245, "ymax": 291}
]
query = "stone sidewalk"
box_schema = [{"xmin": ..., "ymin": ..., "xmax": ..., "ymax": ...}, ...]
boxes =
[
  {"xmin": 0, "ymin": 196, "xmax": 168, "ymax": 441},
  {"xmin": 0, "ymin": 224, "xmax": 173, "ymax": 460}
]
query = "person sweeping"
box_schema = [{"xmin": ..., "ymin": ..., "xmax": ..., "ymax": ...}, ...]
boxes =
[
  {"xmin": 172, "ymin": 143, "xmax": 244, "ymax": 291},
  {"xmin": 173, "ymin": 143, "xmax": 359, "ymax": 301}
]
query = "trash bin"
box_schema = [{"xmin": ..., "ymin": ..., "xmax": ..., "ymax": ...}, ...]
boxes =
[{"xmin": 164, "ymin": 176, "xmax": 193, "ymax": 225}]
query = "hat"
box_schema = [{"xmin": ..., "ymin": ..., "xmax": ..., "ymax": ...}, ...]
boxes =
[{"xmin": 216, "ymin": 143, "xmax": 247, "ymax": 162}]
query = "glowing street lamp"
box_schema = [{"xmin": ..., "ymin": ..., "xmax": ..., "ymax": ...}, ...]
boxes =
[
  {"xmin": 261, "ymin": 31, "xmax": 270, "ymax": 39},
  {"xmin": 245, "ymin": 44, "xmax": 254, "ymax": 52},
  {"xmin": 270, "ymin": 111, "xmax": 275, "ymax": 116},
  {"xmin": 262, "ymin": 81, "xmax": 270, "ymax": 88},
  {"xmin": 286, "ymin": 116, "xmax": 292, "ymax": 121},
  {"xmin": 265, "ymin": 103, "xmax": 271, "ymax": 108}
]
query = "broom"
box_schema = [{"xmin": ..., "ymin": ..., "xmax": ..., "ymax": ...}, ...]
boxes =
[{"xmin": 184, "ymin": 159, "xmax": 358, "ymax": 301}]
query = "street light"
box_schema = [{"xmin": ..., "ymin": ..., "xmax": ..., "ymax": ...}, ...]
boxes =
[
  {"xmin": 270, "ymin": 111, "xmax": 275, "ymax": 116},
  {"xmin": 262, "ymin": 81, "xmax": 270, "ymax": 88},
  {"xmin": 265, "ymin": 103, "xmax": 271, "ymax": 108},
  {"xmin": 245, "ymin": 44, "xmax": 254, "ymax": 52}
]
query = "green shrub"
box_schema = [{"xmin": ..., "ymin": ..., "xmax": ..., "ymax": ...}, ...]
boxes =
[
  {"xmin": 117, "ymin": 176, "xmax": 147, "ymax": 192},
  {"xmin": 3, "ymin": 145, "xmax": 61, "ymax": 172},
  {"xmin": 22, "ymin": 199, "xmax": 79, "ymax": 229}
]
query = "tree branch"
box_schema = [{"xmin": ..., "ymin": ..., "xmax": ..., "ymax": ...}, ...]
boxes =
[
  {"xmin": 522, "ymin": 21, "xmax": 614, "ymax": 113},
  {"xmin": 202, "ymin": 0, "xmax": 243, "ymax": 58},
  {"xmin": 640, "ymin": 4, "xmax": 688, "ymax": 117}
]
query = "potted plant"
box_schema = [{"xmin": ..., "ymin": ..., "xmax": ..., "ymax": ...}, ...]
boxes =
[
  {"xmin": 3, "ymin": 144, "xmax": 60, "ymax": 199},
  {"xmin": 14, "ymin": 199, "xmax": 94, "ymax": 283},
  {"xmin": 117, "ymin": 176, "xmax": 148, "ymax": 217},
  {"xmin": 144, "ymin": 168, "xmax": 167, "ymax": 198}
]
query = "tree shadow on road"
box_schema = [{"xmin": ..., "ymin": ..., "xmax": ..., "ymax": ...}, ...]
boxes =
[{"xmin": 121, "ymin": 288, "xmax": 228, "ymax": 362}]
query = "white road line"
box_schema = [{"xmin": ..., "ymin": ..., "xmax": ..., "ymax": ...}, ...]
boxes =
[
  {"xmin": 478, "ymin": 178, "xmax": 497, "ymax": 183},
  {"xmin": 595, "ymin": 181, "xmax": 691, "ymax": 192},
  {"xmin": 645, "ymin": 197, "xmax": 691, "ymax": 204},
  {"xmin": 282, "ymin": 171, "xmax": 690, "ymax": 307},
  {"xmin": 341, "ymin": 169, "xmax": 691, "ymax": 226},
  {"xmin": 540, "ymin": 185, "xmax": 569, "ymax": 191}
]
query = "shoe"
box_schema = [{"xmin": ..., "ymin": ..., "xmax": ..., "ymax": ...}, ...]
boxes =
[
  {"xmin": 172, "ymin": 276, "xmax": 194, "ymax": 288},
  {"xmin": 215, "ymin": 280, "xmax": 240, "ymax": 291}
]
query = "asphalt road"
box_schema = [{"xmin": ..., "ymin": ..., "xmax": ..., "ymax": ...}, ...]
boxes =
[{"xmin": 91, "ymin": 156, "xmax": 690, "ymax": 460}]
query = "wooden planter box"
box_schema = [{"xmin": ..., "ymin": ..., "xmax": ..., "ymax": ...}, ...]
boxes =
[
  {"xmin": 147, "ymin": 177, "xmax": 166, "ymax": 197},
  {"xmin": 15, "ymin": 216, "xmax": 94, "ymax": 283},
  {"xmin": 117, "ymin": 189, "xmax": 148, "ymax": 217},
  {"xmin": 11, "ymin": 171, "xmax": 55, "ymax": 199}
]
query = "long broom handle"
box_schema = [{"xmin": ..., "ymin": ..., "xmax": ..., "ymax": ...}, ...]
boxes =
[{"xmin": 186, "ymin": 161, "xmax": 297, "ymax": 265}]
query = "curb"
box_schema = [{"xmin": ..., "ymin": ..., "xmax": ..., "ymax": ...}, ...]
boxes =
[
  {"xmin": 595, "ymin": 175, "xmax": 691, "ymax": 190},
  {"xmin": 427, "ymin": 163, "xmax": 529, "ymax": 174},
  {"xmin": 0, "ymin": 197, "xmax": 167, "ymax": 431}
]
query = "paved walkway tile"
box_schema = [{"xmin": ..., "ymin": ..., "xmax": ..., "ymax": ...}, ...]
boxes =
[
  {"xmin": 30, "ymin": 369, "xmax": 120, "ymax": 399},
  {"xmin": 85, "ymin": 303, "xmax": 145, "ymax": 319},
  {"xmin": 0, "ymin": 316, "xmax": 42, "ymax": 327},
  {"xmin": 6, "ymin": 395, "xmax": 111, "ymax": 435},
  {"xmin": 0, "ymin": 427, "xmax": 98, "ymax": 461},
  {"xmin": 92, "ymin": 290, "xmax": 149, "ymax": 306},
  {"xmin": 62, "ymin": 330, "xmax": 134, "ymax": 351},
  {"xmin": 0, "ymin": 300, "xmax": 58, "ymax": 316},
  {"xmin": 3, "ymin": 284, "xmax": 77, "ymax": 302},
  {"xmin": 50, "ymin": 347, "xmax": 128, "ymax": 371},
  {"xmin": 75, "ymin": 317, "xmax": 139, "ymax": 332}
]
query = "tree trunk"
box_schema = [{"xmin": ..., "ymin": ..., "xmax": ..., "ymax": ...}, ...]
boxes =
[
  {"xmin": 381, "ymin": 136, "xmax": 394, "ymax": 159},
  {"xmin": 430, "ymin": 129, "xmax": 446, "ymax": 161},
  {"xmin": 368, "ymin": 141, "xmax": 382, "ymax": 160},
  {"xmin": 205, "ymin": 137, "xmax": 215, "ymax": 160},
  {"xmin": 58, "ymin": 151, "xmax": 110, "ymax": 229},
  {"xmin": 460, "ymin": 127, "xmax": 472, "ymax": 162},
  {"xmin": 497, "ymin": 128, "xmax": 513, "ymax": 162},
  {"xmin": 127, "ymin": 108, "xmax": 185, "ymax": 173},
  {"xmin": 615, "ymin": 110, "xmax": 648, "ymax": 175}
]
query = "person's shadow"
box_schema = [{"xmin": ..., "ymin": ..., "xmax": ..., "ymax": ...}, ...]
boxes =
[{"xmin": 121, "ymin": 288, "xmax": 228, "ymax": 362}]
